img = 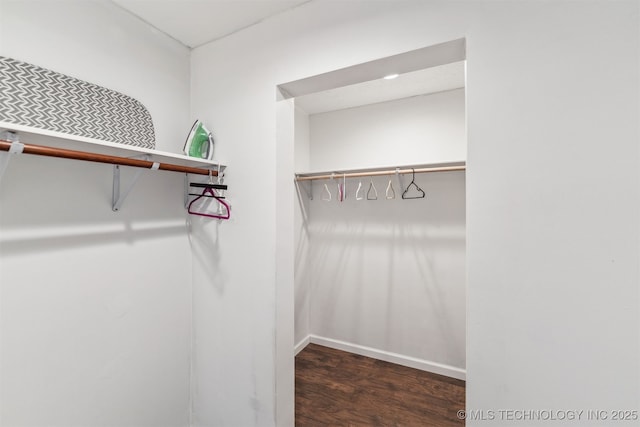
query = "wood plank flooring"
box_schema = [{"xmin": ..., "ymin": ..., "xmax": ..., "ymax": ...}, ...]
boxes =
[{"xmin": 295, "ymin": 344, "xmax": 465, "ymax": 426}]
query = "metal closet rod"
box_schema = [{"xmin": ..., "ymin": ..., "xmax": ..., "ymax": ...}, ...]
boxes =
[
  {"xmin": 0, "ymin": 139, "xmax": 218, "ymax": 176},
  {"xmin": 295, "ymin": 164, "xmax": 465, "ymax": 182}
]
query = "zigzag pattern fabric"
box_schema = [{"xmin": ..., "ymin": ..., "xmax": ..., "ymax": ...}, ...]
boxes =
[{"xmin": 0, "ymin": 56, "xmax": 155, "ymax": 149}]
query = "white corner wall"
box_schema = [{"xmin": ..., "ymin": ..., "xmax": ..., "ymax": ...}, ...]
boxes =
[
  {"xmin": 0, "ymin": 2, "xmax": 192, "ymax": 426},
  {"xmin": 191, "ymin": 1, "xmax": 639, "ymax": 426}
]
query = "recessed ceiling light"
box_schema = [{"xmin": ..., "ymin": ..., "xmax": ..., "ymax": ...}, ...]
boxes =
[{"xmin": 383, "ymin": 73, "xmax": 399, "ymax": 80}]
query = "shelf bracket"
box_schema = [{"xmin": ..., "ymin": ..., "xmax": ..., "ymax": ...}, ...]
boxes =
[
  {"xmin": 294, "ymin": 176, "xmax": 313, "ymax": 200},
  {"xmin": 112, "ymin": 155, "xmax": 155, "ymax": 211},
  {"xmin": 184, "ymin": 174, "xmax": 189, "ymax": 209},
  {"xmin": 0, "ymin": 130, "xmax": 23, "ymax": 183}
]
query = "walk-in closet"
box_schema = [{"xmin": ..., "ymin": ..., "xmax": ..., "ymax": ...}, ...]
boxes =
[{"xmin": 281, "ymin": 42, "xmax": 468, "ymax": 424}]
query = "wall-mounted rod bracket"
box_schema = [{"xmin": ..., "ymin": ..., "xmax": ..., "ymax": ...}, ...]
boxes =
[
  {"xmin": 184, "ymin": 174, "xmax": 190, "ymax": 209},
  {"xmin": 295, "ymin": 178, "xmax": 313, "ymax": 200},
  {"xmin": 112, "ymin": 155, "xmax": 155, "ymax": 211},
  {"xmin": 0, "ymin": 130, "xmax": 23, "ymax": 183}
]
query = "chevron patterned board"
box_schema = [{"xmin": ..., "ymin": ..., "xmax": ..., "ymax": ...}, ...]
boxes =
[{"xmin": 0, "ymin": 56, "xmax": 155, "ymax": 149}]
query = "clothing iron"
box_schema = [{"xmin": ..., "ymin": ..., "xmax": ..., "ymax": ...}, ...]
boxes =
[{"xmin": 183, "ymin": 120, "xmax": 214, "ymax": 160}]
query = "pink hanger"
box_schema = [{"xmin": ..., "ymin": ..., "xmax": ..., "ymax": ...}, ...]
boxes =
[{"xmin": 188, "ymin": 187, "xmax": 230, "ymax": 219}]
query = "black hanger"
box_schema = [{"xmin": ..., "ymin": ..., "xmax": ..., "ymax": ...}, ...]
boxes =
[
  {"xmin": 189, "ymin": 182, "xmax": 228, "ymax": 198},
  {"xmin": 401, "ymin": 169, "xmax": 425, "ymax": 199}
]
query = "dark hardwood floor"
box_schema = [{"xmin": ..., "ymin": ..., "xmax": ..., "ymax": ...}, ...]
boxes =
[{"xmin": 295, "ymin": 344, "xmax": 465, "ymax": 426}]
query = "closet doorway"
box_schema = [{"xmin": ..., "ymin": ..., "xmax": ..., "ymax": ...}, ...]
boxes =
[{"xmin": 276, "ymin": 39, "xmax": 467, "ymax": 425}]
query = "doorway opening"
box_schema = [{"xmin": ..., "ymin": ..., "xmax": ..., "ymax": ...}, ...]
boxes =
[{"xmin": 276, "ymin": 38, "xmax": 467, "ymax": 425}]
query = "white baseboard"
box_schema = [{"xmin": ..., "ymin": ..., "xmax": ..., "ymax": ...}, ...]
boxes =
[
  {"xmin": 306, "ymin": 334, "xmax": 466, "ymax": 381},
  {"xmin": 294, "ymin": 335, "xmax": 311, "ymax": 356}
]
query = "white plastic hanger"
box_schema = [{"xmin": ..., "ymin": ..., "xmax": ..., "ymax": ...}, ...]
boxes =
[
  {"xmin": 367, "ymin": 179, "xmax": 378, "ymax": 200},
  {"xmin": 355, "ymin": 179, "xmax": 364, "ymax": 200},
  {"xmin": 322, "ymin": 183, "xmax": 332, "ymax": 201},
  {"xmin": 385, "ymin": 179, "xmax": 395, "ymax": 199},
  {"xmin": 338, "ymin": 173, "xmax": 346, "ymax": 202}
]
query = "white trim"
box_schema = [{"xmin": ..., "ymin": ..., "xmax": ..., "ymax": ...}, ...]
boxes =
[
  {"xmin": 294, "ymin": 335, "xmax": 311, "ymax": 356},
  {"xmin": 277, "ymin": 39, "xmax": 465, "ymax": 99},
  {"xmin": 308, "ymin": 335, "xmax": 466, "ymax": 381}
]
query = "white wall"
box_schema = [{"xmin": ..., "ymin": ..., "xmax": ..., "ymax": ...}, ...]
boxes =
[
  {"xmin": 293, "ymin": 107, "xmax": 310, "ymax": 349},
  {"xmin": 191, "ymin": 1, "xmax": 639, "ymax": 426},
  {"xmin": 0, "ymin": 2, "xmax": 192, "ymax": 426},
  {"xmin": 296, "ymin": 90, "xmax": 466, "ymax": 378},
  {"xmin": 304, "ymin": 171, "xmax": 466, "ymax": 376},
  {"xmin": 308, "ymin": 89, "xmax": 466, "ymax": 171}
]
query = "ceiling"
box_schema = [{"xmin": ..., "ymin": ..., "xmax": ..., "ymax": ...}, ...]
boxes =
[
  {"xmin": 111, "ymin": 0, "xmax": 310, "ymax": 48},
  {"xmin": 295, "ymin": 61, "xmax": 465, "ymax": 115},
  {"xmin": 111, "ymin": 2, "xmax": 464, "ymax": 113}
]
